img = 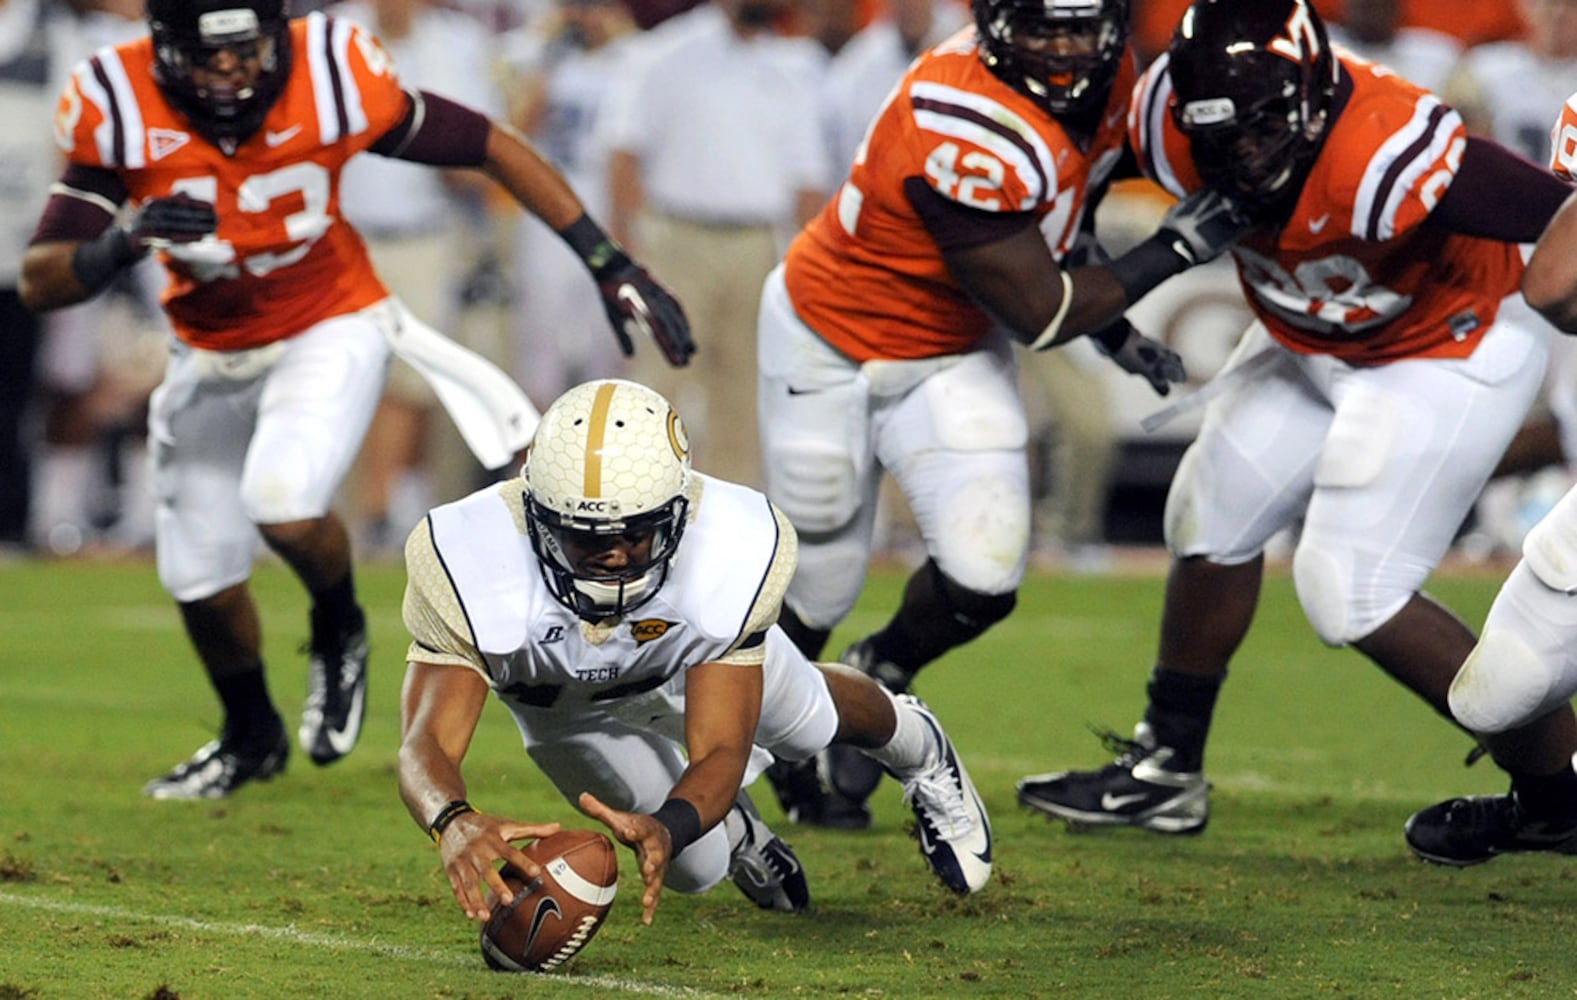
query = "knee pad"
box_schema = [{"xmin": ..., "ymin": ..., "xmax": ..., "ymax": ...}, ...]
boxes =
[
  {"xmin": 931, "ymin": 472, "xmax": 1031, "ymax": 593},
  {"xmin": 766, "ymin": 438, "xmax": 860, "ymax": 535},
  {"xmin": 1523, "ymin": 486, "xmax": 1577, "ymax": 595},
  {"xmin": 1449, "ymin": 628, "xmax": 1557, "ymax": 735},
  {"xmin": 1291, "ymin": 543, "xmax": 1355, "ymax": 646}
]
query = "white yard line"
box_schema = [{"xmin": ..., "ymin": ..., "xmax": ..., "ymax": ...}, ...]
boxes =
[{"xmin": 0, "ymin": 890, "xmax": 720, "ymax": 998}]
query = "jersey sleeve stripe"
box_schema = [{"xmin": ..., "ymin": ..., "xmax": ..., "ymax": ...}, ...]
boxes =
[
  {"xmin": 306, "ymin": 13, "xmax": 340, "ymax": 144},
  {"xmin": 94, "ymin": 49, "xmax": 145, "ymax": 170},
  {"xmin": 329, "ymin": 17, "xmax": 370, "ymax": 137},
  {"xmin": 910, "ymin": 82, "xmax": 1053, "ymax": 208},
  {"xmin": 1356, "ymin": 98, "xmax": 1453, "ymax": 242},
  {"xmin": 1138, "ymin": 56, "xmax": 1185, "ymax": 198}
]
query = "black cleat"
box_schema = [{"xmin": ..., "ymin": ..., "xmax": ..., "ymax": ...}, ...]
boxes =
[
  {"xmin": 299, "ymin": 607, "xmax": 369, "ymax": 766},
  {"xmin": 144, "ymin": 725, "xmax": 289, "ymax": 800},
  {"xmin": 1017, "ymin": 728, "xmax": 1209, "ymax": 834},
  {"xmin": 1405, "ymin": 791, "xmax": 1577, "ymax": 867},
  {"xmin": 728, "ymin": 792, "xmax": 810, "ymax": 912},
  {"xmin": 764, "ymin": 755, "xmax": 871, "ymax": 830}
]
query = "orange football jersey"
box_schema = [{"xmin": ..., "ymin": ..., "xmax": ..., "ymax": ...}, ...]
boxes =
[
  {"xmin": 783, "ymin": 27, "xmax": 1136, "ymax": 363},
  {"xmin": 1130, "ymin": 49, "xmax": 1522, "ymax": 365},
  {"xmin": 1550, "ymin": 94, "xmax": 1577, "ymax": 181},
  {"xmin": 52, "ymin": 13, "xmax": 409, "ymax": 351}
]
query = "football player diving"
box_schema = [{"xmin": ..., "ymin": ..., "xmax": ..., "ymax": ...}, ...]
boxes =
[
  {"xmin": 397, "ymin": 379, "xmax": 993, "ymax": 927},
  {"xmin": 1015, "ymin": 0, "xmax": 1577, "ymax": 867},
  {"xmin": 19, "ymin": 0, "xmax": 693, "ymax": 800},
  {"xmin": 757, "ymin": 0, "xmax": 1253, "ymax": 829}
]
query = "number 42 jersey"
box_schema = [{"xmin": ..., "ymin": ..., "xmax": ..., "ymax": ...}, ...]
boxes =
[
  {"xmin": 783, "ymin": 27, "xmax": 1136, "ymax": 364},
  {"xmin": 49, "ymin": 12, "xmax": 408, "ymax": 351}
]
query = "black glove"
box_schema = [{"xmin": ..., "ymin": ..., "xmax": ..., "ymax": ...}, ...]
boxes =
[
  {"xmin": 1107, "ymin": 187, "xmax": 1252, "ymax": 304},
  {"xmin": 127, "ymin": 193, "xmax": 218, "ymax": 250},
  {"xmin": 1155, "ymin": 187, "xmax": 1252, "ymax": 266},
  {"xmin": 72, "ymin": 193, "xmax": 218, "ymax": 292},
  {"xmin": 1090, "ymin": 319, "xmax": 1186, "ymax": 397},
  {"xmin": 593, "ymin": 254, "xmax": 696, "ymax": 367}
]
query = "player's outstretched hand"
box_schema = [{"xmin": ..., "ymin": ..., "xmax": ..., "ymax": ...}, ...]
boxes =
[
  {"xmin": 127, "ymin": 193, "xmax": 218, "ymax": 250},
  {"xmin": 1089, "ymin": 318, "xmax": 1187, "ymax": 396},
  {"xmin": 436, "ymin": 811, "xmax": 561, "ymax": 923},
  {"xmin": 1157, "ymin": 187, "xmax": 1252, "ymax": 265},
  {"xmin": 580, "ymin": 790, "xmax": 671, "ymax": 926},
  {"xmin": 594, "ymin": 259, "xmax": 696, "ymax": 367}
]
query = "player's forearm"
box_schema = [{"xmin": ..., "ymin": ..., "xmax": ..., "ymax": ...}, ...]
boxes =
[
  {"xmin": 397, "ymin": 732, "xmax": 473, "ymax": 836},
  {"xmin": 18, "ymin": 241, "xmax": 98, "ymax": 313},
  {"xmin": 1524, "ymin": 191, "xmax": 1577, "ymax": 334},
  {"xmin": 663, "ymin": 747, "xmax": 753, "ymax": 840},
  {"xmin": 481, "ymin": 122, "xmax": 587, "ymax": 233}
]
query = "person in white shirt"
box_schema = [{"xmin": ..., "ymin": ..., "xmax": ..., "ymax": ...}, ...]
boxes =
[
  {"xmin": 600, "ymin": 0, "xmax": 833, "ymax": 488},
  {"xmin": 397, "ymin": 378, "xmax": 993, "ymax": 925},
  {"xmin": 1326, "ymin": 0, "xmax": 1461, "ymax": 93}
]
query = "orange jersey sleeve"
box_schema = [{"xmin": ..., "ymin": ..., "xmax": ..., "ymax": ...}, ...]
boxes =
[
  {"xmin": 1550, "ymin": 94, "xmax": 1577, "ymax": 182},
  {"xmin": 1130, "ymin": 51, "xmax": 1522, "ymax": 365},
  {"xmin": 783, "ymin": 28, "xmax": 1135, "ymax": 362},
  {"xmin": 53, "ymin": 13, "xmax": 413, "ymax": 350}
]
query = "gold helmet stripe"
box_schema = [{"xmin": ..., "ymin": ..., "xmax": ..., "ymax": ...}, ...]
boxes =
[{"xmin": 583, "ymin": 381, "xmax": 619, "ymax": 497}]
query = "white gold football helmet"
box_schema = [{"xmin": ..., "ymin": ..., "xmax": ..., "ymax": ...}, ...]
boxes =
[{"xmin": 522, "ymin": 379, "xmax": 692, "ymax": 621}]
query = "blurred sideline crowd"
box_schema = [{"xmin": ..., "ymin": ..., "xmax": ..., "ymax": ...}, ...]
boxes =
[{"xmin": 2, "ymin": 0, "xmax": 1572, "ymax": 567}]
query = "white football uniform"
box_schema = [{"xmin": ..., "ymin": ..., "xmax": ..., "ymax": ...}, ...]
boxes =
[
  {"xmin": 402, "ymin": 472, "xmax": 840, "ymax": 894},
  {"xmin": 1133, "ymin": 52, "xmax": 1547, "ymax": 645}
]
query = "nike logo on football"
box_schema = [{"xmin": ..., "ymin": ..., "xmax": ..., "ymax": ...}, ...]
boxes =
[
  {"xmin": 265, "ymin": 124, "xmax": 303, "ymax": 147},
  {"xmin": 1309, "ymin": 213, "xmax": 1331, "ymax": 233},
  {"xmin": 1101, "ymin": 792, "xmax": 1150, "ymax": 811}
]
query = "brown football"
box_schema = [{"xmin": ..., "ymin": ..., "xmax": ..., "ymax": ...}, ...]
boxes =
[{"xmin": 479, "ymin": 828, "xmax": 619, "ymax": 973}]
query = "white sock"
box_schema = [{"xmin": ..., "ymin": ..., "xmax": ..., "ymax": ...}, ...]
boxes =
[
  {"xmin": 723, "ymin": 802, "xmax": 748, "ymax": 854},
  {"xmin": 866, "ymin": 691, "xmax": 938, "ymax": 776}
]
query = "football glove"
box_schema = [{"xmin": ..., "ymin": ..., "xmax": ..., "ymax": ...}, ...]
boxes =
[
  {"xmin": 1090, "ymin": 319, "xmax": 1186, "ymax": 397},
  {"xmin": 1156, "ymin": 187, "xmax": 1252, "ymax": 267},
  {"xmin": 593, "ymin": 254, "xmax": 696, "ymax": 367},
  {"xmin": 72, "ymin": 193, "xmax": 218, "ymax": 292}
]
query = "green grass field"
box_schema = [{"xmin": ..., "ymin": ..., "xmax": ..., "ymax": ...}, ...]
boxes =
[{"xmin": 2, "ymin": 555, "xmax": 1573, "ymax": 999}]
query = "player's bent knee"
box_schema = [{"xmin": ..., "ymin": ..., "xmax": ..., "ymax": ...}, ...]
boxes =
[
  {"xmin": 1523, "ymin": 488, "xmax": 1577, "ymax": 595},
  {"xmin": 932, "ymin": 475, "xmax": 1030, "ymax": 594},
  {"xmin": 1292, "ymin": 544, "xmax": 1356, "ymax": 646},
  {"xmin": 767, "ymin": 439, "xmax": 859, "ymax": 534},
  {"xmin": 1449, "ymin": 628, "xmax": 1557, "ymax": 735}
]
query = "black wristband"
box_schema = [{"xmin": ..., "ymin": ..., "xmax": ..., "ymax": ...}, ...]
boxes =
[
  {"xmin": 557, "ymin": 213, "xmax": 630, "ymax": 279},
  {"xmin": 1106, "ymin": 235, "xmax": 1190, "ymax": 305},
  {"xmin": 70, "ymin": 226, "xmax": 139, "ymax": 293},
  {"xmin": 651, "ymin": 797, "xmax": 702, "ymax": 856},
  {"xmin": 1090, "ymin": 320, "xmax": 1130, "ymax": 353},
  {"xmin": 427, "ymin": 799, "xmax": 475, "ymax": 844}
]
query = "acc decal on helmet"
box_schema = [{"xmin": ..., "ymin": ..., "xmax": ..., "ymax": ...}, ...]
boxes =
[
  {"xmin": 972, "ymin": 0, "xmax": 1131, "ymax": 115},
  {"xmin": 1168, "ymin": 0, "xmax": 1339, "ymax": 213},
  {"xmin": 522, "ymin": 380, "xmax": 692, "ymax": 621}
]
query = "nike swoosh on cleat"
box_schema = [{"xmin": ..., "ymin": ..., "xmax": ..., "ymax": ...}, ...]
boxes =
[
  {"xmin": 322, "ymin": 674, "xmax": 366, "ymax": 758},
  {"xmin": 1101, "ymin": 792, "xmax": 1150, "ymax": 811}
]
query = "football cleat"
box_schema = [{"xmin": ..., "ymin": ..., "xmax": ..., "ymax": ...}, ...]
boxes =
[
  {"xmin": 727, "ymin": 792, "xmax": 810, "ymax": 913},
  {"xmin": 1404, "ymin": 791, "xmax": 1577, "ymax": 867},
  {"xmin": 763, "ymin": 756, "xmax": 871, "ymax": 830},
  {"xmin": 893, "ymin": 695, "xmax": 992, "ymax": 894},
  {"xmin": 1017, "ymin": 727, "xmax": 1210, "ymax": 834},
  {"xmin": 813, "ymin": 637, "xmax": 912, "ymax": 827},
  {"xmin": 144, "ymin": 725, "xmax": 289, "ymax": 800},
  {"xmin": 298, "ymin": 606, "xmax": 370, "ymax": 766}
]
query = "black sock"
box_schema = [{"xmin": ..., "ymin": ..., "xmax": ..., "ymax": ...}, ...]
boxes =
[
  {"xmin": 215, "ymin": 665, "xmax": 281, "ymax": 743},
  {"xmin": 1512, "ymin": 766, "xmax": 1577, "ymax": 824},
  {"xmin": 309, "ymin": 573, "xmax": 362, "ymax": 646},
  {"xmin": 1141, "ymin": 667, "xmax": 1224, "ymax": 772}
]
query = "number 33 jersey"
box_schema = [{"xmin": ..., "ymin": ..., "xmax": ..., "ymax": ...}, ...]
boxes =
[
  {"xmin": 783, "ymin": 27, "xmax": 1136, "ymax": 363},
  {"xmin": 50, "ymin": 12, "xmax": 408, "ymax": 351},
  {"xmin": 1131, "ymin": 49, "xmax": 1522, "ymax": 365}
]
